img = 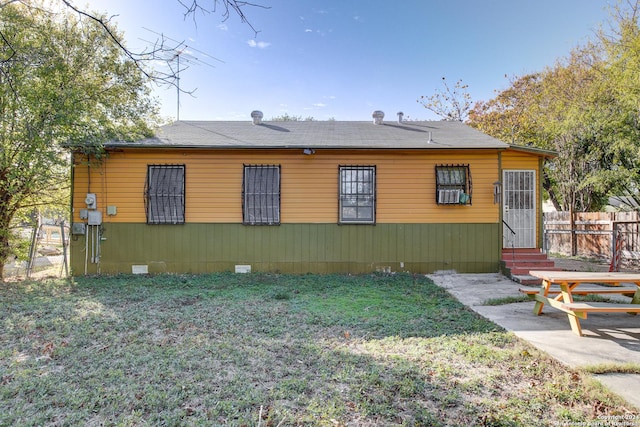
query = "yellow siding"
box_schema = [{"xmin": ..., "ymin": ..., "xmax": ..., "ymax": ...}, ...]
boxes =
[
  {"xmin": 72, "ymin": 149, "xmax": 506, "ymax": 225},
  {"xmin": 501, "ymin": 150, "xmax": 539, "ymax": 170}
]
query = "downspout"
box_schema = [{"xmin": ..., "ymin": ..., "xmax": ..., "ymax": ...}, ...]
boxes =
[
  {"xmin": 85, "ymin": 153, "xmax": 90, "ymax": 275},
  {"xmin": 498, "ymin": 150, "xmax": 503, "ymax": 247},
  {"xmin": 538, "ymin": 157, "xmax": 545, "ymax": 251},
  {"xmin": 70, "ymin": 152, "xmax": 76, "ymax": 276},
  {"xmin": 84, "ymin": 221, "xmax": 89, "ymax": 275}
]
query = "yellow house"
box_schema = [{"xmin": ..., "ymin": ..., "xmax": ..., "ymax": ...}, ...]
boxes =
[{"xmin": 69, "ymin": 113, "xmax": 555, "ymax": 275}]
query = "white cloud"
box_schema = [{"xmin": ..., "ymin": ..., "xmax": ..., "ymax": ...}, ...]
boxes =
[
  {"xmin": 313, "ymin": 103, "xmax": 327, "ymax": 107},
  {"xmin": 305, "ymin": 29, "xmax": 313, "ymax": 33},
  {"xmin": 217, "ymin": 24, "xmax": 228, "ymax": 31},
  {"xmin": 247, "ymin": 39, "xmax": 271, "ymax": 49}
]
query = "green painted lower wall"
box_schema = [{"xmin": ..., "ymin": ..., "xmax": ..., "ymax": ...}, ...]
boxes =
[{"xmin": 70, "ymin": 223, "xmax": 501, "ymax": 275}]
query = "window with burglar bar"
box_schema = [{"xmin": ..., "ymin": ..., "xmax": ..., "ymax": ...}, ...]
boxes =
[
  {"xmin": 339, "ymin": 165, "xmax": 376, "ymax": 224},
  {"xmin": 145, "ymin": 165, "xmax": 185, "ymax": 224},
  {"xmin": 435, "ymin": 164, "xmax": 472, "ymax": 205},
  {"xmin": 243, "ymin": 165, "xmax": 280, "ymax": 225}
]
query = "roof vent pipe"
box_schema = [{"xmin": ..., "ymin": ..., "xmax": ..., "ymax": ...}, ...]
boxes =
[
  {"xmin": 427, "ymin": 131, "xmax": 433, "ymax": 143},
  {"xmin": 397, "ymin": 111, "xmax": 404, "ymax": 123},
  {"xmin": 251, "ymin": 110, "xmax": 264, "ymax": 125},
  {"xmin": 372, "ymin": 110, "xmax": 384, "ymax": 125}
]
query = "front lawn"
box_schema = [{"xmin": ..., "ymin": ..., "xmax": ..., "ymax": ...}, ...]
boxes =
[{"xmin": 0, "ymin": 273, "xmax": 633, "ymax": 426}]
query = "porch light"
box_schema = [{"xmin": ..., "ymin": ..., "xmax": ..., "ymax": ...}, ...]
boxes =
[
  {"xmin": 493, "ymin": 181, "xmax": 502, "ymax": 204},
  {"xmin": 303, "ymin": 148, "xmax": 315, "ymax": 155}
]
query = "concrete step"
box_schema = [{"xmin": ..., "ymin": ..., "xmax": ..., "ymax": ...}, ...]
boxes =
[
  {"xmin": 501, "ymin": 253, "xmax": 550, "ymax": 261},
  {"xmin": 508, "ymin": 266, "xmax": 562, "ymax": 276},
  {"xmin": 501, "ymin": 248, "xmax": 544, "ymax": 255},
  {"xmin": 502, "ymin": 259, "xmax": 557, "ymax": 268},
  {"xmin": 510, "ymin": 274, "xmax": 543, "ymax": 286},
  {"xmin": 501, "ymin": 249, "xmax": 560, "ymax": 283}
]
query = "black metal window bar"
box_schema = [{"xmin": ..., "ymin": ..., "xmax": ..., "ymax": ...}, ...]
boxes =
[
  {"xmin": 339, "ymin": 165, "xmax": 376, "ymax": 224},
  {"xmin": 145, "ymin": 164, "xmax": 186, "ymax": 224},
  {"xmin": 243, "ymin": 164, "xmax": 281, "ymax": 225},
  {"xmin": 435, "ymin": 164, "xmax": 472, "ymax": 205}
]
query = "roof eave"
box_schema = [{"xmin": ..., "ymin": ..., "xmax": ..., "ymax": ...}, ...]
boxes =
[
  {"xmin": 506, "ymin": 144, "xmax": 558, "ymax": 158},
  {"xmin": 104, "ymin": 143, "xmax": 509, "ymax": 150}
]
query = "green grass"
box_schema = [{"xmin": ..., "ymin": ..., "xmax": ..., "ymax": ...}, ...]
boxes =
[
  {"xmin": 0, "ymin": 273, "xmax": 635, "ymax": 426},
  {"xmin": 580, "ymin": 363, "xmax": 640, "ymax": 375},
  {"xmin": 483, "ymin": 295, "xmax": 532, "ymax": 305},
  {"xmin": 484, "ymin": 294, "xmax": 630, "ymax": 306}
]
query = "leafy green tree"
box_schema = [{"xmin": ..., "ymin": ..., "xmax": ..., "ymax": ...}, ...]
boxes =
[
  {"xmin": 594, "ymin": 1, "xmax": 640, "ymax": 209},
  {"xmin": 0, "ymin": 1, "xmax": 267, "ymax": 94},
  {"xmin": 468, "ymin": 73, "xmax": 543, "ymax": 146},
  {"xmin": 469, "ymin": 43, "xmax": 640, "ymax": 212},
  {"xmin": 468, "ymin": 73, "xmax": 565, "ymax": 210},
  {"xmin": 535, "ymin": 45, "xmax": 621, "ymax": 212},
  {"xmin": 0, "ymin": 3, "xmax": 158, "ymax": 277},
  {"xmin": 468, "ymin": 1, "xmax": 640, "ymax": 216}
]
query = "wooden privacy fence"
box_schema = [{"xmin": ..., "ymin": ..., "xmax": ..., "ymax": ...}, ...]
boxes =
[{"xmin": 544, "ymin": 212, "xmax": 640, "ymax": 266}]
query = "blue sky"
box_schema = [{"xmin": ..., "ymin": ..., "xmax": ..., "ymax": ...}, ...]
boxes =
[{"xmin": 83, "ymin": 0, "xmax": 612, "ymax": 122}]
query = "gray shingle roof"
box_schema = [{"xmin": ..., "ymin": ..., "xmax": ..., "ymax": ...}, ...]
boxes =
[{"xmin": 105, "ymin": 120, "xmax": 531, "ymax": 151}]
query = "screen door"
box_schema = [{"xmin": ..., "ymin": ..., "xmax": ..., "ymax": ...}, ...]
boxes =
[{"xmin": 503, "ymin": 170, "xmax": 536, "ymax": 248}]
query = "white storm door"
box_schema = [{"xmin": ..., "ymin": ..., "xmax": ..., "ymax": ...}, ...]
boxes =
[{"xmin": 503, "ymin": 170, "xmax": 536, "ymax": 248}]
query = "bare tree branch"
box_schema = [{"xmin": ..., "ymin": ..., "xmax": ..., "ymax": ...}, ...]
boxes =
[
  {"xmin": 178, "ymin": 0, "xmax": 269, "ymax": 36},
  {"xmin": 48, "ymin": 0, "xmax": 269, "ymax": 90},
  {"xmin": 417, "ymin": 77, "xmax": 473, "ymax": 122},
  {"xmin": 0, "ymin": 28, "xmax": 18, "ymax": 98}
]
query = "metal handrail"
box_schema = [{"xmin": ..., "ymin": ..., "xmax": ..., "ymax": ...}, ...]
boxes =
[
  {"xmin": 502, "ymin": 220, "xmax": 516, "ymax": 236},
  {"xmin": 503, "ymin": 220, "xmax": 517, "ymax": 272}
]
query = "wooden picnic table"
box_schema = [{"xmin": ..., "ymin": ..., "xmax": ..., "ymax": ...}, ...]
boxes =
[{"xmin": 528, "ymin": 270, "xmax": 640, "ymax": 336}]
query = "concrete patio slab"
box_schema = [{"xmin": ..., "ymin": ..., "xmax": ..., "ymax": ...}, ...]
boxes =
[{"xmin": 428, "ymin": 272, "xmax": 640, "ymax": 409}]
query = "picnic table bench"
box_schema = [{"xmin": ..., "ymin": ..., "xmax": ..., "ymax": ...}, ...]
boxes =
[
  {"xmin": 524, "ymin": 271, "xmax": 640, "ymax": 336},
  {"xmin": 519, "ymin": 286, "xmax": 637, "ymax": 298}
]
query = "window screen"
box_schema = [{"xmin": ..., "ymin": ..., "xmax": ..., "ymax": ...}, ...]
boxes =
[
  {"xmin": 435, "ymin": 164, "xmax": 472, "ymax": 205},
  {"xmin": 145, "ymin": 165, "xmax": 185, "ymax": 224},
  {"xmin": 339, "ymin": 165, "xmax": 376, "ymax": 224},
  {"xmin": 243, "ymin": 165, "xmax": 280, "ymax": 225}
]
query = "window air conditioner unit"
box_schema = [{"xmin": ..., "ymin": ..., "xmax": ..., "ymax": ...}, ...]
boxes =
[{"xmin": 438, "ymin": 189, "xmax": 461, "ymax": 204}]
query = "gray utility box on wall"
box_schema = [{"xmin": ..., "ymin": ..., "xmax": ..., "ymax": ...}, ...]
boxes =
[
  {"xmin": 71, "ymin": 222, "xmax": 86, "ymax": 235},
  {"xmin": 87, "ymin": 211, "xmax": 102, "ymax": 226}
]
